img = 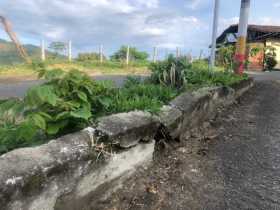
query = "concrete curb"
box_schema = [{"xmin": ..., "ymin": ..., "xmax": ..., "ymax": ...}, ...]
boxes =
[{"xmin": 0, "ymin": 78, "xmax": 254, "ymax": 210}]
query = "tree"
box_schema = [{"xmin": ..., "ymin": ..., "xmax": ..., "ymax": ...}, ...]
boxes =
[{"xmin": 111, "ymin": 46, "xmax": 149, "ymax": 61}]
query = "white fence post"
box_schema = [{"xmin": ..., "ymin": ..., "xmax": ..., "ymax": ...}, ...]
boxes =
[
  {"xmin": 199, "ymin": 49, "xmax": 203, "ymax": 60},
  {"xmin": 176, "ymin": 47, "xmax": 180, "ymax": 58},
  {"xmin": 153, "ymin": 46, "xmax": 158, "ymax": 63},
  {"xmin": 126, "ymin": 45, "xmax": 130, "ymax": 65},
  {"xmin": 68, "ymin": 40, "xmax": 72, "ymax": 62},
  {"xmin": 99, "ymin": 45, "xmax": 103, "ymax": 63},
  {"xmin": 41, "ymin": 39, "xmax": 46, "ymax": 61}
]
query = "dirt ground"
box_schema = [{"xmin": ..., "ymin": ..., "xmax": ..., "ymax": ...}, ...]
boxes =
[{"xmin": 90, "ymin": 81, "xmax": 280, "ymax": 210}]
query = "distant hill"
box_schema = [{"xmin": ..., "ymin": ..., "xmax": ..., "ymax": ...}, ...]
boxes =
[{"xmin": 0, "ymin": 39, "xmax": 59, "ymax": 65}]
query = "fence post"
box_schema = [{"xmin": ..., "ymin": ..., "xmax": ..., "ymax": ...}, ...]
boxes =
[
  {"xmin": 199, "ymin": 49, "xmax": 203, "ymax": 60},
  {"xmin": 153, "ymin": 46, "xmax": 158, "ymax": 63},
  {"xmin": 126, "ymin": 45, "xmax": 130, "ymax": 65},
  {"xmin": 176, "ymin": 47, "xmax": 180, "ymax": 58},
  {"xmin": 68, "ymin": 40, "xmax": 72, "ymax": 62},
  {"xmin": 99, "ymin": 45, "xmax": 103, "ymax": 63},
  {"xmin": 41, "ymin": 39, "xmax": 46, "ymax": 61}
]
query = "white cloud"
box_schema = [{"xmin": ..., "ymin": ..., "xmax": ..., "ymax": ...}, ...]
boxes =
[
  {"xmin": 45, "ymin": 27, "xmax": 65, "ymax": 39},
  {"xmin": 254, "ymin": 17, "xmax": 280, "ymax": 26},
  {"xmin": 185, "ymin": 0, "xmax": 202, "ymax": 10},
  {"xmin": 0, "ymin": 0, "xmax": 208, "ymax": 56}
]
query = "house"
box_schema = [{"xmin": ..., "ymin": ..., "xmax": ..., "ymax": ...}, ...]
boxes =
[{"xmin": 216, "ymin": 24, "xmax": 280, "ymax": 71}]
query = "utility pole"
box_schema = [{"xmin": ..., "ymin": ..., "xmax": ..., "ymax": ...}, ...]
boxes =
[
  {"xmin": 126, "ymin": 45, "xmax": 130, "ymax": 65},
  {"xmin": 234, "ymin": 0, "xmax": 251, "ymax": 75},
  {"xmin": 68, "ymin": 40, "xmax": 72, "ymax": 62},
  {"xmin": 41, "ymin": 39, "xmax": 46, "ymax": 61},
  {"xmin": 210, "ymin": 0, "xmax": 220, "ymax": 68}
]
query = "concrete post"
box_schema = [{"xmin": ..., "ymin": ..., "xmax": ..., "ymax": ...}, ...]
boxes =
[
  {"xmin": 153, "ymin": 46, "xmax": 158, "ymax": 63},
  {"xmin": 68, "ymin": 40, "xmax": 72, "ymax": 62},
  {"xmin": 234, "ymin": 0, "xmax": 251, "ymax": 75},
  {"xmin": 99, "ymin": 45, "xmax": 103, "ymax": 63},
  {"xmin": 126, "ymin": 45, "xmax": 130, "ymax": 65},
  {"xmin": 199, "ymin": 49, "xmax": 203, "ymax": 60},
  {"xmin": 41, "ymin": 39, "xmax": 46, "ymax": 61},
  {"xmin": 210, "ymin": 0, "xmax": 220, "ymax": 68},
  {"xmin": 176, "ymin": 47, "xmax": 180, "ymax": 58}
]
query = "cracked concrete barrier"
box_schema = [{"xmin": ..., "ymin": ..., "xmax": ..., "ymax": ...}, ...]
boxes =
[
  {"xmin": 0, "ymin": 79, "xmax": 254, "ymax": 210},
  {"xmin": 96, "ymin": 111, "xmax": 159, "ymax": 148},
  {"xmin": 0, "ymin": 113, "xmax": 156, "ymax": 210}
]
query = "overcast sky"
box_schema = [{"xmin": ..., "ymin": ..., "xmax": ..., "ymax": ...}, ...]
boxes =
[{"xmin": 0, "ymin": 0, "xmax": 280, "ymax": 58}]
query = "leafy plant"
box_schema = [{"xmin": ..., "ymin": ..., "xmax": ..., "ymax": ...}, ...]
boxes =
[
  {"xmin": 104, "ymin": 84, "xmax": 178, "ymax": 114},
  {"xmin": 216, "ymin": 45, "xmax": 236, "ymax": 70},
  {"xmin": 149, "ymin": 55, "xmax": 191, "ymax": 89},
  {"xmin": 0, "ymin": 68, "xmax": 113, "ymax": 153},
  {"xmin": 264, "ymin": 46, "xmax": 277, "ymax": 70},
  {"xmin": 123, "ymin": 76, "xmax": 142, "ymax": 88},
  {"xmin": 0, "ymin": 68, "xmax": 180, "ymax": 154},
  {"xmin": 216, "ymin": 45, "xmax": 261, "ymax": 71}
]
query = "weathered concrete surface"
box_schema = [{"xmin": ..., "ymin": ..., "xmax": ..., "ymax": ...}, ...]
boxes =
[
  {"xmin": 0, "ymin": 128, "xmax": 155, "ymax": 210},
  {"xmin": 168, "ymin": 85, "xmax": 239, "ymax": 140},
  {"xmin": 54, "ymin": 141, "xmax": 155, "ymax": 210},
  {"xmin": 158, "ymin": 105, "xmax": 183, "ymax": 139},
  {"xmin": 0, "ymin": 79, "xmax": 254, "ymax": 210},
  {"xmin": 96, "ymin": 111, "xmax": 159, "ymax": 148}
]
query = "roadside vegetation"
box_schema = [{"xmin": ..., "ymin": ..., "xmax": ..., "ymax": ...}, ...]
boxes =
[
  {"xmin": 0, "ymin": 49, "xmax": 248, "ymax": 154},
  {"xmin": 0, "ymin": 46, "xmax": 151, "ymax": 80}
]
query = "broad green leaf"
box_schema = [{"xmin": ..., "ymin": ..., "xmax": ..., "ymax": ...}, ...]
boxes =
[
  {"xmin": 46, "ymin": 120, "xmax": 68, "ymax": 135},
  {"xmin": 17, "ymin": 122, "xmax": 38, "ymax": 142},
  {"xmin": 25, "ymin": 85, "xmax": 59, "ymax": 107},
  {"xmin": 55, "ymin": 112, "xmax": 70, "ymax": 120},
  {"xmin": 70, "ymin": 105, "xmax": 91, "ymax": 120},
  {"xmin": 30, "ymin": 114, "xmax": 46, "ymax": 130}
]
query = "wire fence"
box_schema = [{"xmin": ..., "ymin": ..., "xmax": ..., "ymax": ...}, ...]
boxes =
[{"xmin": 39, "ymin": 39, "xmax": 207, "ymax": 65}]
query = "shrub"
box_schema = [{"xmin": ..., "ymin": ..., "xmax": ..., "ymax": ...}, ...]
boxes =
[
  {"xmin": 0, "ymin": 70, "xmax": 179, "ymax": 154},
  {"xmin": 216, "ymin": 45, "xmax": 235, "ymax": 70},
  {"xmin": 111, "ymin": 46, "xmax": 149, "ymax": 62},
  {"xmin": 149, "ymin": 55, "xmax": 191, "ymax": 89},
  {"xmin": 186, "ymin": 69, "xmax": 248, "ymax": 87},
  {"xmin": 0, "ymin": 68, "xmax": 114, "ymax": 153},
  {"xmin": 149, "ymin": 55, "xmax": 247, "ymax": 89},
  {"xmin": 105, "ymin": 84, "xmax": 178, "ymax": 114},
  {"xmin": 264, "ymin": 46, "xmax": 277, "ymax": 70},
  {"xmin": 77, "ymin": 52, "xmax": 106, "ymax": 62}
]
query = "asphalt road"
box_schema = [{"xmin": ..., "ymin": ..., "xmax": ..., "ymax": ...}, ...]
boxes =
[
  {"xmin": 0, "ymin": 75, "xmax": 132, "ymax": 99},
  {"xmin": 0, "ymin": 71, "xmax": 279, "ymax": 99}
]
